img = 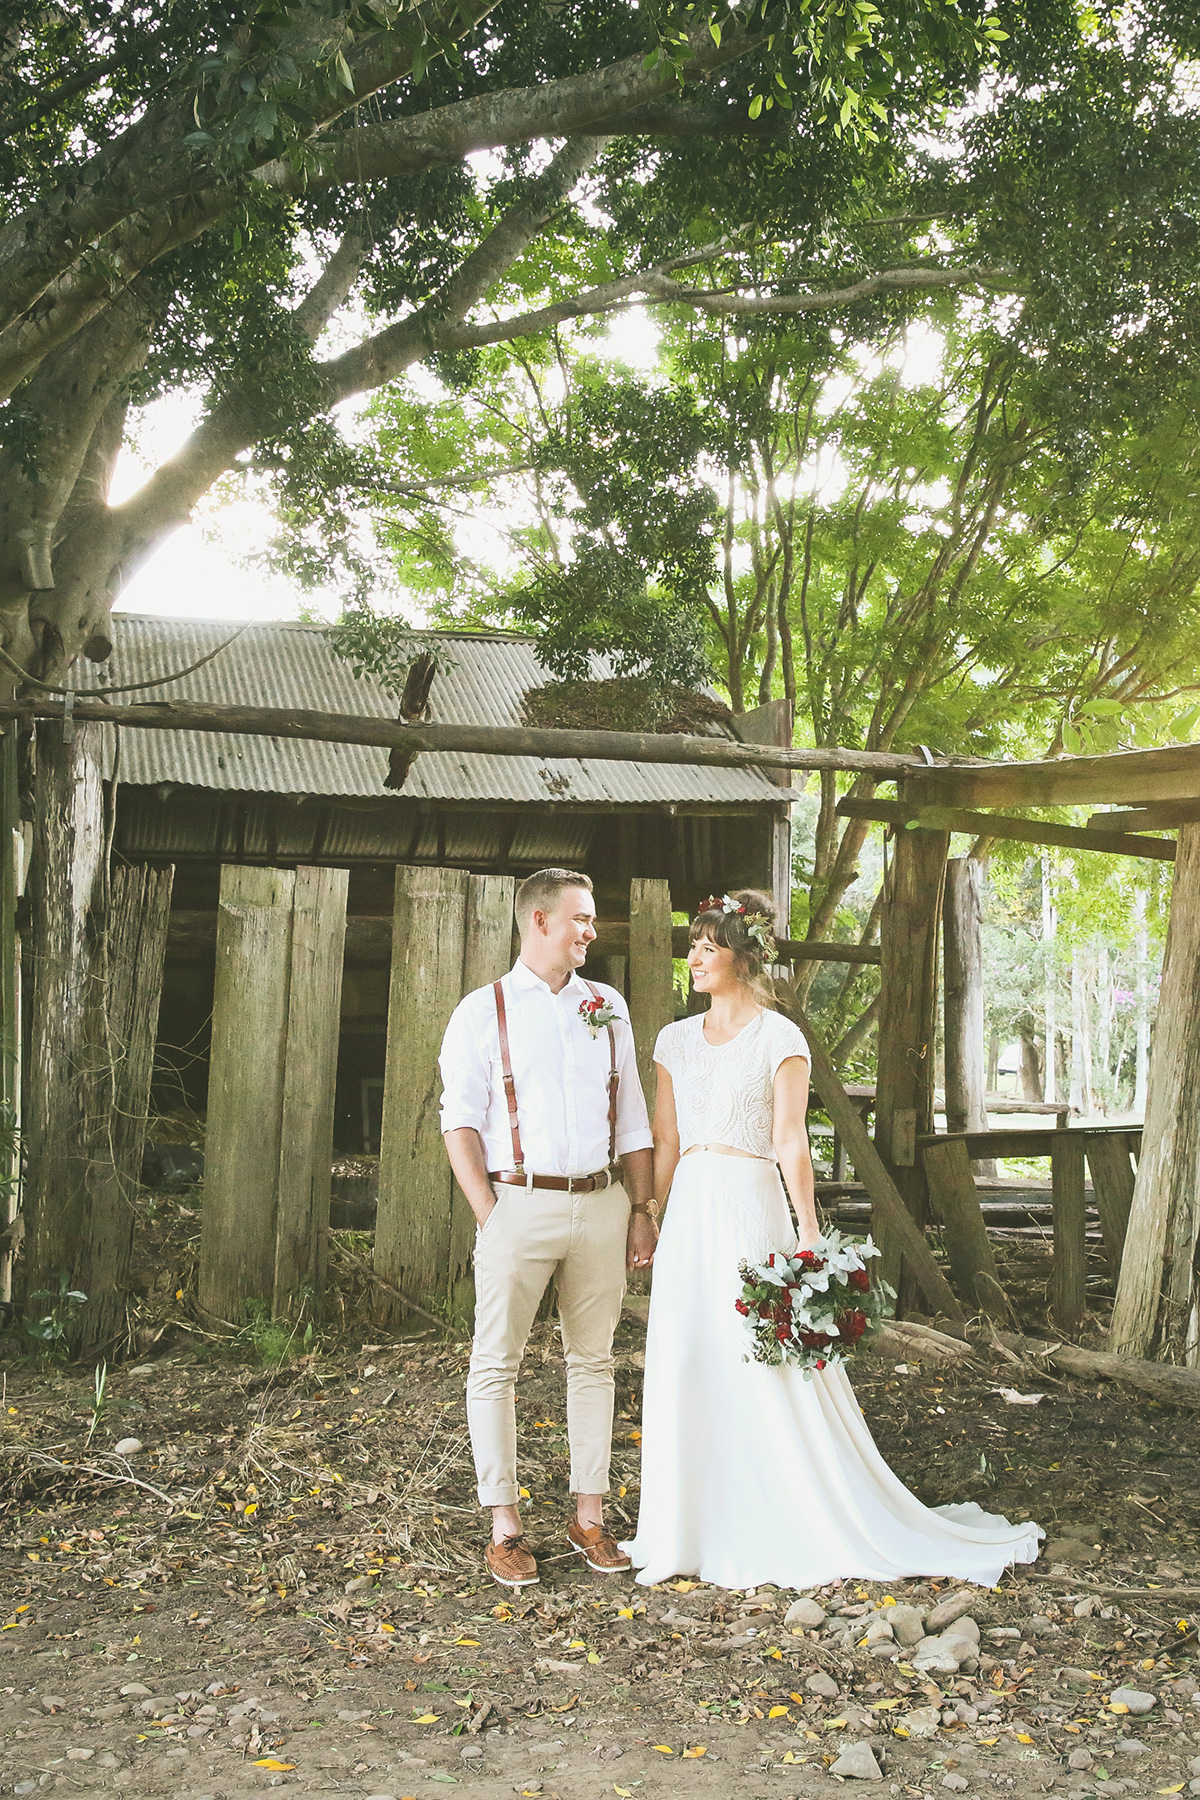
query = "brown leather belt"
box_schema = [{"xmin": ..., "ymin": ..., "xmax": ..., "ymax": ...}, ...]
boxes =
[{"xmin": 489, "ymin": 1168, "xmax": 617, "ymax": 1193}]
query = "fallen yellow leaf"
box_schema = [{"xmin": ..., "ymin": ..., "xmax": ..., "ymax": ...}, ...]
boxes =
[
  {"xmin": 979, "ymin": 1737, "xmax": 1000, "ymax": 1746},
  {"xmin": 682, "ymin": 1745, "xmax": 707, "ymax": 1758},
  {"xmin": 454, "ymin": 1637, "xmax": 479, "ymax": 1646},
  {"xmin": 789, "ymin": 1692, "xmax": 807, "ymax": 1704},
  {"xmin": 767, "ymin": 1646, "xmax": 783, "ymax": 1659},
  {"xmin": 1158, "ymin": 1786, "xmax": 1186, "ymax": 1794},
  {"xmin": 893, "ymin": 1726, "xmax": 910, "ymax": 1739},
  {"xmin": 587, "ymin": 1652, "xmax": 602, "ymax": 1665},
  {"xmin": 825, "ymin": 1717, "xmax": 848, "ymax": 1730},
  {"xmin": 768, "ymin": 1705, "xmax": 790, "ymax": 1719},
  {"xmin": 412, "ymin": 1712, "xmax": 440, "ymax": 1724},
  {"xmin": 250, "ymin": 1760, "xmax": 296, "ymax": 1771},
  {"xmin": 870, "ymin": 1699, "xmax": 903, "ymax": 1711},
  {"xmin": 652, "ymin": 1744, "xmax": 674, "ymax": 1753},
  {"xmin": 1110, "ymin": 1703, "xmax": 1130, "ymax": 1715},
  {"xmin": 1016, "ymin": 1733, "xmax": 1034, "ymax": 1744},
  {"xmin": 614, "ymin": 1788, "xmax": 633, "ymax": 1798},
  {"xmin": 672, "ymin": 1580, "xmax": 697, "ymax": 1592}
]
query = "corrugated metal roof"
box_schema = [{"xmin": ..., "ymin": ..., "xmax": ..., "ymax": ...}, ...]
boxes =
[{"xmin": 78, "ymin": 615, "xmax": 780, "ymax": 809}]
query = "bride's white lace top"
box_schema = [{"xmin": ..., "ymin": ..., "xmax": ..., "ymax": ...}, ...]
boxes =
[{"xmin": 653, "ymin": 1010, "xmax": 810, "ymax": 1159}]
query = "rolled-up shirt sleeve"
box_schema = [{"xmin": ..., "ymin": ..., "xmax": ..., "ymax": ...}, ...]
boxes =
[
  {"xmin": 611, "ymin": 998, "xmax": 654, "ymax": 1157},
  {"xmin": 439, "ymin": 994, "xmax": 492, "ymax": 1137}
]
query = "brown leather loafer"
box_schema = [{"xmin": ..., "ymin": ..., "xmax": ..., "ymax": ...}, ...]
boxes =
[
  {"xmin": 485, "ymin": 1534, "xmax": 539, "ymax": 1588},
  {"xmin": 567, "ymin": 1521, "xmax": 632, "ymax": 1574}
]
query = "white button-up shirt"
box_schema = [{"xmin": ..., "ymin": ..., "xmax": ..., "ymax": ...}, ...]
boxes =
[{"xmin": 438, "ymin": 959, "xmax": 653, "ymax": 1177}]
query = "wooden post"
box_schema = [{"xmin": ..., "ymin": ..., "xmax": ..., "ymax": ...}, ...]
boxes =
[
  {"xmin": 1086, "ymin": 1132, "xmax": 1136, "ymax": 1276},
  {"xmin": 875, "ymin": 816, "xmax": 950, "ymax": 1305},
  {"xmin": 921, "ymin": 1137, "xmax": 1009, "ymax": 1318},
  {"xmin": 199, "ymin": 866, "xmax": 295, "ymax": 1325},
  {"xmin": 274, "ymin": 866, "xmax": 349, "ymax": 1318},
  {"xmin": 787, "ymin": 999, "xmax": 965, "ymax": 1325},
  {"xmin": 629, "ymin": 877, "xmax": 674, "ymax": 1117},
  {"xmin": 73, "ymin": 861, "xmax": 174, "ymax": 1355},
  {"xmin": 24, "ymin": 721, "xmax": 106, "ymax": 1309},
  {"xmin": 943, "ymin": 857, "xmax": 987, "ymax": 1137},
  {"xmin": 1112, "ymin": 822, "xmax": 1200, "ymax": 1360},
  {"xmin": 1052, "ymin": 1133, "xmax": 1087, "ymax": 1334},
  {"xmin": 0, "ymin": 725, "xmax": 19, "ymax": 1304},
  {"xmin": 375, "ymin": 866, "xmax": 470, "ymax": 1320},
  {"xmin": 449, "ymin": 874, "xmax": 516, "ymax": 1317}
]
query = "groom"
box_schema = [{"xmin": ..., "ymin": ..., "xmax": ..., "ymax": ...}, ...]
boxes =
[{"xmin": 439, "ymin": 867, "xmax": 658, "ymax": 1588}]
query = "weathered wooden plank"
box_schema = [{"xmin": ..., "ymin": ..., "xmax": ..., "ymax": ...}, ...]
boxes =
[
  {"xmin": 24, "ymin": 722, "xmax": 106, "ymax": 1314},
  {"xmin": 274, "ymin": 865, "xmax": 349, "ymax": 1318},
  {"xmin": 786, "ymin": 1000, "xmax": 965, "ymax": 1324},
  {"xmin": 1112, "ymin": 821, "xmax": 1200, "ymax": 1359},
  {"xmin": 839, "ymin": 796, "xmax": 1174, "ymax": 861},
  {"xmin": 375, "ymin": 865, "xmax": 470, "ymax": 1317},
  {"xmin": 1088, "ymin": 800, "xmax": 1200, "ymax": 831},
  {"xmin": 75, "ymin": 862, "xmax": 174, "ymax": 1354},
  {"xmin": 448, "ymin": 875, "xmax": 516, "ymax": 1315},
  {"xmin": 943, "ymin": 857, "xmax": 988, "ymax": 1138},
  {"xmin": 629, "ymin": 877, "xmax": 675, "ymax": 1118},
  {"xmin": 1052, "ymin": 1132, "xmax": 1088, "ymax": 1333},
  {"xmin": 916, "ymin": 1124, "xmax": 1138, "ymax": 1158},
  {"xmin": 199, "ymin": 865, "xmax": 295, "ymax": 1325},
  {"xmin": 0, "ymin": 726, "xmax": 19, "ymax": 1306},
  {"xmin": 875, "ymin": 815, "xmax": 949, "ymax": 1300},
  {"xmin": 1085, "ymin": 1132, "xmax": 1136, "ymax": 1276},
  {"xmin": 912, "ymin": 741, "xmax": 1200, "ymax": 811},
  {"xmin": 922, "ymin": 1137, "xmax": 1007, "ymax": 1316}
]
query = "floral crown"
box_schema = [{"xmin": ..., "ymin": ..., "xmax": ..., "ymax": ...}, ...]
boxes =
[{"xmin": 696, "ymin": 894, "xmax": 776, "ymax": 957}]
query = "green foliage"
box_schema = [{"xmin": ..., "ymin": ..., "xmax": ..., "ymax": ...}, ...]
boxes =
[
  {"xmin": 25, "ymin": 1274, "xmax": 88, "ymax": 1358},
  {"xmin": 324, "ymin": 605, "xmax": 443, "ymax": 695},
  {"xmin": 240, "ymin": 1299, "xmax": 315, "ymax": 1369}
]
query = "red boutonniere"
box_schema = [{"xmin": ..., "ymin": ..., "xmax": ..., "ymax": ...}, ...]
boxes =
[{"xmin": 579, "ymin": 994, "xmax": 616, "ymax": 1037}]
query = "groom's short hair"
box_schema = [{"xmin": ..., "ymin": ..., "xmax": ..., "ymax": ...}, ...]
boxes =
[{"xmin": 515, "ymin": 867, "xmax": 593, "ymax": 933}]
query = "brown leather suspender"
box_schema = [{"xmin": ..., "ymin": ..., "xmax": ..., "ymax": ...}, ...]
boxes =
[
  {"xmin": 492, "ymin": 977, "xmax": 619, "ymax": 1175},
  {"xmin": 492, "ymin": 978, "xmax": 525, "ymax": 1176}
]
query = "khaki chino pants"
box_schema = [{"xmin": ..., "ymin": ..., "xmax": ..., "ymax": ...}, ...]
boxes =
[{"xmin": 467, "ymin": 1180, "xmax": 630, "ymax": 1508}]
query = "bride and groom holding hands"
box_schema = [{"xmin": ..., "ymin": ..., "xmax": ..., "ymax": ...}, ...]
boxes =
[{"xmin": 438, "ymin": 867, "xmax": 1041, "ymax": 1593}]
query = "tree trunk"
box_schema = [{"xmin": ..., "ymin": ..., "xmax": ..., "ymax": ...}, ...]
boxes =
[
  {"xmin": 629, "ymin": 877, "xmax": 675, "ymax": 1120},
  {"xmin": 1018, "ymin": 1026, "xmax": 1042, "ymax": 1102},
  {"xmin": 1134, "ymin": 887, "xmax": 1150, "ymax": 1117},
  {"xmin": 1110, "ymin": 822, "xmax": 1200, "ymax": 1361},
  {"xmin": 874, "ymin": 816, "xmax": 950, "ymax": 1309},
  {"xmin": 943, "ymin": 856, "xmax": 987, "ymax": 1136},
  {"xmin": 1042, "ymin": 853, "xmax": 1057, "ymax": 1105}
]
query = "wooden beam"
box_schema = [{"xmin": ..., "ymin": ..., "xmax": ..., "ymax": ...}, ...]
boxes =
[
  {"xmin": 1088, "ymin": 799, "xmax": 1200, "ymax": 832},
  {"xmin": 921, "ymin": 1137, "xmax": 1009, "ymax": 1318},
  {"xmin": 916, "ymin": 1124, "xmax": 1140, "ymax": 1159},
  {"xmin": 785, "ymin": 1000, "xmax": 966, "ymax": 1325},
  {"xmin": 0, "ymin": 694, "xmax": 936, "ymax": 778},
  {"xmin": 943, "ymin": 857, "xmax": 987, "ymax": 1137},
  {"xmin": 838, "ymin": 797, "xmax": 1175, "ymax": 862},
  {"xmin": 630, "ymin": 878, "xmax": 675, "ymax": 1117},
  {"xmin": 1052, "ymin": 1132, "xmax": 1087, "ymax": 1333},
  {"xmin": 911, "ymin": 739, "xmax": 1200, "ymax": 810}
]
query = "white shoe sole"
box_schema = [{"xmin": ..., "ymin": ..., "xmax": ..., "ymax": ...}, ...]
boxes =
[
  {"xmin": 568, "ymin": 1532, "xmax": 632, "ymax": 1575},
  {"xmin": 486, "ymin": 1558, "xmax": 539, "ymax": 1588}
]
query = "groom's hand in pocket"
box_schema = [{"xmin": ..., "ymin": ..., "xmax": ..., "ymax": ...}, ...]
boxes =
[{"xmin": 627, "ymin": 1211, "xmax": 658, "ymax": 1272}]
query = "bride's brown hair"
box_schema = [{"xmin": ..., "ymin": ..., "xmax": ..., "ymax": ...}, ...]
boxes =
[{"xmin": 689, "ymin": 888, "xmax": 778, "ymax": 1010}]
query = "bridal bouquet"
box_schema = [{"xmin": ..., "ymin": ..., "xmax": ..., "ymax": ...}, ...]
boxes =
[{"xmin": 735, "ymin": 1230, "xmax": 895, "ymax": 1375}]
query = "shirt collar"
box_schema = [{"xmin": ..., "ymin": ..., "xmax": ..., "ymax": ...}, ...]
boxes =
[{"xmin": 512, "ymin": 957, "xmax": 589, "ymax": 1000}]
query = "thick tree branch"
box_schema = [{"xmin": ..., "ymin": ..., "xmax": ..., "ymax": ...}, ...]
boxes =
[
  {"xmin": 638, "ymin": 264, "xmax": 1016, "ymax": 315},
  {"xmin": 105, "ymin": 136, "xmax": 608, "ymax": 585},
  {"xmin": 0, "ymin": 0, "xmax": 496, "ymax": 339},
  {"xmin": 252, "ymin": 26, "xmax": 760, "ymax": 193}
]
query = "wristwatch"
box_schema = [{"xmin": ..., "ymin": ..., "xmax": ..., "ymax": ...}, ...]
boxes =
[{"xmin": 629, "ymin": 1200, "xmax": 661, "ymax": 1220}]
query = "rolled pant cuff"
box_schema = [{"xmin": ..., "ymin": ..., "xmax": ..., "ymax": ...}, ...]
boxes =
[
  {"xmin": 478, "ymin": 1484, "xmax": 521, "ymax": 1508},
  {"xmin": 569, "ymin": 1474, "xmax": 611, "ymax": 1497}
]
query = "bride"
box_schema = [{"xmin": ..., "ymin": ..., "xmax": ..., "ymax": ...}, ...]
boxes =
[{"xmin": 620, "ymin": 889, "xmax": 1041, "ymax": 1592}]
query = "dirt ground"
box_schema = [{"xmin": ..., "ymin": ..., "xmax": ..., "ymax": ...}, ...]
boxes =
[{"xmin": 1, "ymin": 1209, "xmax": 1199, "ymax": 1800}]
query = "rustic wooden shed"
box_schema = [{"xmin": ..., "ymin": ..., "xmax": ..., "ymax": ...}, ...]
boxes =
[{"xmin": 86, "ymin": 615, "xmax": 794, "ymax": 1151}]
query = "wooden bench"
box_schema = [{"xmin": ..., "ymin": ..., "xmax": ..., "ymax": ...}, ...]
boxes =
[{"xmin": 914, "ymin": 1125, "xmax": 1141, "ymax": 1330}]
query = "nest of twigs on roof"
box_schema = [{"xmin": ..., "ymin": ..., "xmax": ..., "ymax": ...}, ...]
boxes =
[{"xmin": 521, "ymin": 676, "xmax": 732, "ymax": 735}]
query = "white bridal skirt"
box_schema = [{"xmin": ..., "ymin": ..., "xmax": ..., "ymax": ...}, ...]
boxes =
[{"xmin": 620, "ymin": 1152, "xmax": 1042, "ymax": 1591}]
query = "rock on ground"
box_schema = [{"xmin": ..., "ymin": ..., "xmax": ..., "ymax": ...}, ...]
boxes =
[{"xmin": 829, "ymin": 1740, "xmax": 883, "ymax": 1780}]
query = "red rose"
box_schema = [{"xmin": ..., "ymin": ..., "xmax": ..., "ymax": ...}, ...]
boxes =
[
  {"xmin": 848, "ymin": 1266, "xmax": 870, "ymax": 1293},
  {"xmin": 735, "ymin": 1299, "xmax": 750, "ymax": 1316},
  {"xmin": 816, "ymin": 1358, "xmax": 826, "ymax": 1371},
  {"xmin": 775, "ymin": 1323, "xmax": 791, "ymax": 1343}
]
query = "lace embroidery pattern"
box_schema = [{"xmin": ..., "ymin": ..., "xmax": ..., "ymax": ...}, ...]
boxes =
[{"xmin": 658, "ymin": 1012, "xmax": 808, "ymax": 1160}]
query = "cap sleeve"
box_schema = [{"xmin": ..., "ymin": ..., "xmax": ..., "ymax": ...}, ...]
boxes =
[
  {"xmin": 653, "ymin": 1023, "xmax": 676, "ymax": 1075},
  {"xmin": 767, "ymin": 1011, "xmax": 810, "ymax": 1079}
]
